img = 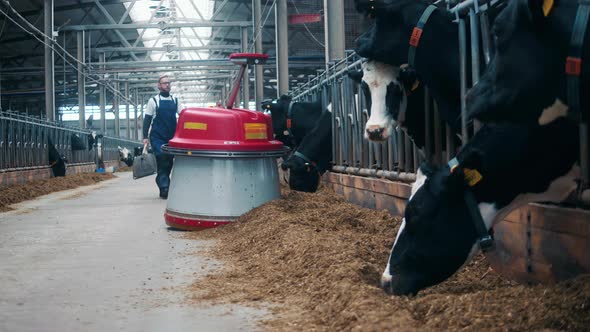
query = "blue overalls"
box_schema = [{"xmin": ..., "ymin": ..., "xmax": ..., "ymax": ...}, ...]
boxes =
[{"xmin": 149, "ymin": 95, "xmax": 178, "ymax": 195}]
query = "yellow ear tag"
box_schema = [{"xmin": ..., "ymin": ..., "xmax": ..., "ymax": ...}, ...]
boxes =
[
  {"xmin": 542, "ymin": 0, "xmax": 554, "ymax": 17},
  {"xmin": 463, "ymin": 168, "xmax": 483, "ymax": 187}
]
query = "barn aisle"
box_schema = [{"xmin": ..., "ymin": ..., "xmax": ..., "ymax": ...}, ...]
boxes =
[{"xmin": 0, "ymin": 172, "xmax": 265, "ymax": 332}]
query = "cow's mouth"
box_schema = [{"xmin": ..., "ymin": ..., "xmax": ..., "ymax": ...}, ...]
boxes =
[{"xmin": 365, "ymin": 125, "xmax": 391, "ymax": 142}]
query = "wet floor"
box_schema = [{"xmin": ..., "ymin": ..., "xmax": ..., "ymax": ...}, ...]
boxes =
[{"xmin": 0, "ymin": 172, "xmax": 266, "ymax": 332}]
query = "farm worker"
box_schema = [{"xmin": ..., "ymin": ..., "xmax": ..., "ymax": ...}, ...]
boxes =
[{"xmin": 142, "ymin": 74, "xmax": 182, "ymax": 199}]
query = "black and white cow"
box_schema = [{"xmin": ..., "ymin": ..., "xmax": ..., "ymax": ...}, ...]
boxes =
[
  {"xmin": 382, "ymin": 118, "xmax": 580, "ymax": 295},
  {"xmin": 117, "ymin": 146, "xmax": 134, "ymax": 167},
  {"xmin": 281, "ymin": 105, "xmax": 333, "ymax": 193},
  {"xmin": 48, "ymin": 137, "xmax": 66, "ymax": 177},
  {"xmin": 264, "ymin": 95, "xmax": 324, "ymax": 149},
  {"xmin": 348, "ymin": 61, "xmax": 429, "ymax": 148},
  {"xmin": 71, "ymin": 132, "xmax": 96, "ymax": 151},
  {"xmin": 467, "ymin": 0, "xmax": 587, "ymax": 125},
  {"xmin": 354, "ymin": 0, "xmax": 505, "ymax": 135}
]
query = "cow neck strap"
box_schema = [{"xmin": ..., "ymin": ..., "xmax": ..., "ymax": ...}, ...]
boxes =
[
  {"xmin": 294, "ymin": 150, "xmax": 319, "ymax": 173},
  {"xmin": 566, "ymin": 1, "xmax": 590, "ymax": 121},
  {"xmin": 448, "ymin": 158, "xmax": 494, "ymax": 252},
  {"xmin": 294, "ymin": 151, "xmax": 316, "ymax": 166},
  {"xmin": 408, "ymin": 4, "xmax": 438, "ymax": 69}
]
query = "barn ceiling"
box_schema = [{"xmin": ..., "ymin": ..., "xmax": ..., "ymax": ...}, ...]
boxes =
[{"xmin": 0, "ymin": 0, "xmax": 367, "ymax": 117}]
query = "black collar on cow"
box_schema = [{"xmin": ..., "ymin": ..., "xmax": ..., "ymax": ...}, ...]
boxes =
[
  {"xmin": 286, "ymin": 100, "xmax": 295, "ymax": 133},
  {"xmin": 294, "ymin": 150, "xmax": 319, "ymax": 174},
  {"xmin": 408, "ymin": 4, "xmax": 438, "ymax": 70},
  {"xmin": 448, "ymin": 157, "xmax": 495, "ymax": 252},
  {"xmin": 401, "ymin": 4, "xmax": 437, "ymax": 100},
  {"xmin": 566, "ymin": 1, "xmax": 590, "ymax": 122}
]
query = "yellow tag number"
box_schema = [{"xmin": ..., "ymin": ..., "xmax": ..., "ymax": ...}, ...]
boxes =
[{"xmin": 464, "ymin": 168, "xmax": 483, "ymax": 187}]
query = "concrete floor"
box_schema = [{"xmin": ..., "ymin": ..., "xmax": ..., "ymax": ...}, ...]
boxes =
[{"xmin": 0, "ymin": 172, "xmax": 266, "ymax": 332}]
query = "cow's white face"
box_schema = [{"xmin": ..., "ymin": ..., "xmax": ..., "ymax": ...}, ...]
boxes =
[
  {"xmin": 118, "ymin": 146, "xmax": 130, "ymax": 160},
  {"xmin": 381, "ymin": 164, "xmax": 495, "ymax": 296},
  {"xmin": 362, "ymin": 61, "xmax": 400, "ymax": 142},
  {"xmin": 381, "ymin": 167, "xmax": 427, "ymax": 287}
]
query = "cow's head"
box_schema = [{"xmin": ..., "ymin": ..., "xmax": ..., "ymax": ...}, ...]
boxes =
[
  {"xmin": 349, "ymin": 61, "xmax": 402, "ymax": 141},
  {"xmin": 350, "ymin": 62, "xmax": 427, "ymax": 147},
  {"xmin": 133, "ymin": 146, "xmax": 143, "ymax": 157},
  {"xmin": 118, "ymin": 146, "xmax": 134, "ymax": 167},
  {"xmin": 88, "ymin": 131, "xmax": 97, "ymax": 150},
  {"xmin": 267, "ymin": 95, "xmax": 292, "ymax": 140},
  {"xmin": 261, "ymin": 99, "xmax": 273, "ymax": 115},
  {"xmin": 355, "ymin": 0, "xmax": 431, "ymax": 65},
  {"xmin": 279, "ymin": 107, "xmax": 333, "ymax": 193},
  {"xmin": 48, "ymin": 138, "xmax": 67, "ymax": 177},
  {"xmin": 467, "ymin": 0, "xmax": 567, "ymax": 124},
  {"xmin": 382, "ymin": 152, "xmax": 493, "ymax": 296},
  {"xmin": 281, "ymin": 155, "xmax": 321, "ymax": 193}
]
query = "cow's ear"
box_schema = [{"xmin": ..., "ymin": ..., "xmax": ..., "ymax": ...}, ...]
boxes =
[
  {"xmin": 281, "ymin": 158, "xmax": 293, "ymax": 171},
  {"xmin": 355, "ymin": 0, "xmax": 374, "ymax": 15},
  {"xmin": 460, "ymin": 149, "xmax": 483, "ymax": 171},
  {"xmin": 457, "ymin": 149, "xmax": 484, "ymax": 187},
  {"xmin": 347, "ymin": 69, "xmax": 364, "ymax": 83},
  {"xmin": 526, "ymin": 0, "xmax": 552, "ymax": 23},
  {"xmin": 418, "ymin": 162, "xmax": 435, "ymax": 178}
]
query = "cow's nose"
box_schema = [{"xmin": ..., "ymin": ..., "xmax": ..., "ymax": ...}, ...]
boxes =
[
  {"xmin": 366, "ymin": 126, "xmax": 386, "ymax": 141},
  {"xmin": 381, "ymin": 277, "xmax": 395, "ymax": 295}
]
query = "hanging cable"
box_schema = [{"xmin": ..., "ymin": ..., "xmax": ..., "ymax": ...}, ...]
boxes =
[
  {"xmin": 289, "ymin": 0, "xmax": 325, "ymax": 48},
  {"xmin": 0, "ymin": 2, "xmax": 135, "ymax": 105},
  {"xmin": 249, "ymin": 0, "xmax": 277, "ymax": 53}
]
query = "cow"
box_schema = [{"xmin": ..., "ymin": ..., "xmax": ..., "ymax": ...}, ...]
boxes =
[
  {"xmin": 467, "ymin": 0, "xmax": 587, "ymax": 125},
  {"xmin": 263, "ymin": 95, "xmax": 324, "ymax": 149},
  {"xmin": 48, "ymin": 137, "xmax": 66, "ymax": 177},
  {"xmin": 133, "ymin": 145, "xmax": 152, "ymax": 157},
  {"xmin": 381, "ymin": 117, "xmax": 580, "ymax": 296},
  {"xmin": 71, "ymin": 132, "xmax": 96, "ymax": 151},
  {"xmin": 117, "ymin": 146, "xmax": 134, "ymax": 167},
  {"xmin": 348, "ymin": 61, "xmax": 429, "ymax": 148},
  {"xmin": 354, "ymin": 0, "xmax": 506, "ymax": 137},
  {"xmin": 281, "ymin": 105, "xmax": 333, "ymax": 193}
]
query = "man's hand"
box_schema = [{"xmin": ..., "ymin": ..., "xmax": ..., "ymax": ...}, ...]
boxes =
[{"xmin": 143, "ymin": 138, "xmax": 149, "ymax": 146}]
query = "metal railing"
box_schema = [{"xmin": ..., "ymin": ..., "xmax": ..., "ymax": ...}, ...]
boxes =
[{"xmin": 0, "ymin": 109, "xmax": 140, "ymax": 173}]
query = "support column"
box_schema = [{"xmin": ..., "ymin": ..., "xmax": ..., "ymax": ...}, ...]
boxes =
[
  {"xmin": 139, "ymin": 93, "xmax": 145, "ymax": 139},
  {"xmin": 114, "ymin": 76, "xmax": 120, "ymax": 137},
  {"xmin": 99, "ymin": 53, "xmax": 106, "ymax": 134},
  {"xmin": 275, "ymin": 0, "xmax": 289, "ymax": 97},
  {"xmin": 221, "ymin": 83, "xmax": 226, "ymax": 106},
  {"xmin": 0, "ymin": 61, "xmax": 2, "ymax": 111},
  {"xmin": 77, "ymin": 31, "xmax": 86, "ymax": 128},
  {"xmin": 125, "ymin": 82, "xmax": 130, "ymax": 139},
  {"xmin": 133, "ymin": 89, "xmax": 139, "ymax": 140},
  {"xmin": 323, "ymin": 0, "xmax": 346, "ymax": 69},
  {"xmin": 44, "ymin": 0, "xmax": 55, "ymax": 121},
  {"xmin": 253, "ymin": 0, "xmax": 264, "ymax": 111},
  {"xmin": 241, "ymin": 27, "xmax": 250, "ymax": 109}
]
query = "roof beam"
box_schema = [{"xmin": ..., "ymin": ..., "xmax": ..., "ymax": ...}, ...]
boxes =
[
  {"xmin": 95, "ymin": 45, "xmax": 241, "ymax": 52},
  {"xmin": 92, "ymin": 0, "xmax": 139, "ymax": 61},
  {"xmin": 59, "ymin": 21, "xmax": 252, "ymax": 31}
]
